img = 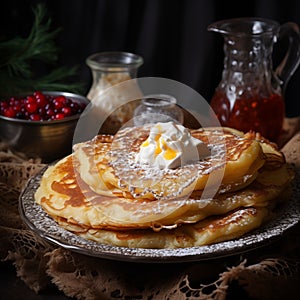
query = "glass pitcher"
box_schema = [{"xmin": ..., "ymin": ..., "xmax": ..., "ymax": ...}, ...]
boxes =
[{"xmin": 208, "ymin": 18, "xmax": 300, "ymax": 142}]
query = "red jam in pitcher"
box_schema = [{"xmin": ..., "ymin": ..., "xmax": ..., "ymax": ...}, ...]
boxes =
[
  {"xmin": 208, "ymin": 18, "xmax": 300, "ymax": 142},
  {"xmin": 210, "ymin": 91, "xmax": 285, "ymax": 142}
]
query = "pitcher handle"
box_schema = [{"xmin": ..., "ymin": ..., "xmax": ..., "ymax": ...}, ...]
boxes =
[{"xmin": 275, "ymin": 22, "xmax": 300, "ymax": 93}]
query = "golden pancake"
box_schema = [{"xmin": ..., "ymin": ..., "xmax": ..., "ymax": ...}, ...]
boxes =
[
  {"xmin": 34, "ymin": 131, "xmax": 293, "ymax": 231},
  {"xmin": 54, "ymin": 206, "xmax": 269, "ymax": 249},
  {"xmin": 74, "ymin": 126, "xmax": 265, "ymax": 200}
]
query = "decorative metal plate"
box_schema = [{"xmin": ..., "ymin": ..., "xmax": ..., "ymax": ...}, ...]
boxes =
[{"xmin": 19, "ymin": 167, "xmax": 300, "ymax": 263}]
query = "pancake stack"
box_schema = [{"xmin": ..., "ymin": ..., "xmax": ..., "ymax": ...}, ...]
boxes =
[{"xmin": 35, "ymin": 124, "xmax": 294, "ymax": 249}]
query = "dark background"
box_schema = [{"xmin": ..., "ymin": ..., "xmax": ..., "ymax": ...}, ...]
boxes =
[{"xmin": 1, "ymin": 0, "xmax": 300, "ymax": 117}]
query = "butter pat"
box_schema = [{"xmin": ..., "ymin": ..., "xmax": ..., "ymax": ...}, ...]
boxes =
[{"xmin": 136, "ymin": 122, "xmax": 210, "ymax": 169}]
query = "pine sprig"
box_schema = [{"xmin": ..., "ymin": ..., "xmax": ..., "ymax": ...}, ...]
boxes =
[
  {"xmin": 30, "ymin": 66, "xmax": 81, "ymax": 91},
  {"xmin": 0, "ymin": 4, "xmax": 83, "ymax": 97},
  {"xmin": 0, "ymin": 66, "xmax": 81, "ymax": 96},
  {"xmin": 26, "ymin": 4, "xmax": 60, "ymax": 62}
]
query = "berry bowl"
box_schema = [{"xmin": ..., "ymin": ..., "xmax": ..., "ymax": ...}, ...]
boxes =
[{"xmin": 0, "ymin": 91, "xmax": 89, "ymax": 163}]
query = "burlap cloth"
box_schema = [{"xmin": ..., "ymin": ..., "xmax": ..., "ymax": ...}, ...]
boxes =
[{"xmin": 1, "ymin": 118, "xmax": 300, "ymax": 300}]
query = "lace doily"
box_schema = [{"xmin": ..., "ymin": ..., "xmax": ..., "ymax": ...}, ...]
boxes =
[{"xmin": 1, "ymin": 118, "xmax": 300, "ymax": 300}]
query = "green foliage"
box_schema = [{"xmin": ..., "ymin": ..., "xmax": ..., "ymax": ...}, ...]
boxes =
[{"xmin": 0, "ymin": 4, "xmax": 83, "ymax": 97}]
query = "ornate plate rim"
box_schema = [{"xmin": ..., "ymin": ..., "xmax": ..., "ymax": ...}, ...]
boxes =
[{"xmin": 19, "ymin": 167, "xmax": 300, "ymax": 263}]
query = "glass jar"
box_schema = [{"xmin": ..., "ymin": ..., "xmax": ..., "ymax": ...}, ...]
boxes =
[
  {"xmin": 133, "ymin": 94, "xmax": 184, "ymax": 126},
  {"xmin": 86, "ymin": 51, "xmax": 143, "ymax": 100},
  {"xmin": 86, "ymin": 51, "xmax": 143, "ymax": 134}
]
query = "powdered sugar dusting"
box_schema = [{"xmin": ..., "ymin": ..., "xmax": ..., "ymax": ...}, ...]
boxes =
[{"xmin": 108, "ymin": 125, "xmax": 227, "ymax": 200}]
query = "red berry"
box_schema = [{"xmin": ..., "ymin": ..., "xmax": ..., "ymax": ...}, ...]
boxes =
[
  {"xmin": 54, "ymin": 113, "xmax": 65, "ymax": 120},
  {"xmin": 53, "ymin": 100, "xmax": 64, "ymax": 109},
  {"xmin": 54, "ymin": 96, "xmax": 67, "ymax": 104},
  {"xmin": 25, "ymin": 102, "xmax": 38, "ymax": 113},
  {"xmin": 30, "ymin": 114, "xmax": 41, "ymax": 121},
  {"xmin": 34, "ymin": 91, "xmax": 44, "ymax": 98},
  {"xmin": 0, "ymin": 101, "xmax": 8, "ymax": 110},
  {"xmin": 3, "ymin": 107, "xmax": 16, "ymax": 118},
  {"xmin": 61, "ymin": 107, "xmax": 72, "ymax": 116},
  {"xmin": 13, "ymin": 103, "xmax": 22, "ymax": 112},
  {"xmin": 36, "ymin": 96, "xmax": 47, "ymax": 108},
  {"xmin": 26, "ymin": 96, "xmax": 35, "ymax": 104},
  {"xmin": 9, "ymin": 98, "xmax": 16, "ymax": 106},
  {"xmin": 46, "ymin": 108, "xmax": 55, "ymax": 117},
  {"xmin": 38, "ymin": 107, "xmax": 46, "ymax": 116},
  {"xmin": 70, "ymin": 102, "xmax": 79, "ymax": 112}
]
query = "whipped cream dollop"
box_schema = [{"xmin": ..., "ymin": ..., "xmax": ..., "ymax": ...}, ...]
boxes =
[{"xmin": 135, "ymin": 122, "xmax": 210, "ymax": 169}]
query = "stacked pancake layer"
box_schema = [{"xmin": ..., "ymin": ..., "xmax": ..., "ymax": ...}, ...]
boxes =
[{"xmin": 35, "ymin": 125, "xmax": 294, "ymax": 249}]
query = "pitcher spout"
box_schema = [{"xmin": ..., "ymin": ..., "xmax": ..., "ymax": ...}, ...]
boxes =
[{"xmin": 207, "ymin": 17, "xmax": 280, "ymax": 36}]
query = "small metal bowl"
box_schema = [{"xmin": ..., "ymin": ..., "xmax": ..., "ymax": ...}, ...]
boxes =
[{"xmin": 0, "ymin": 91, "xmax": 89, "ymax": 163}]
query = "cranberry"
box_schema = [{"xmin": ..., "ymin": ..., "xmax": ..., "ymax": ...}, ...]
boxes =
[
  {"xmin": 70, "ymin": 102, "xmax": 79, "ymax": 112},
  {"xmin": 30, "ymin": 114, "xmax": 41, "ymax": 121},
  {"xmin": 55, "ymin": 96, "xmax": 67, "ymax": 104},
  {"xmin": 34, "ymin": 91, "xmax": 45, "ymax": 99},
  {"xmin": 46, "ymin": 108, "xmax": 55, "ymax": 117},
  {"xmin": 3, "ymin": 107, "xmax": 16, "ymax": 118},
  {"xmin": 38, "ymin": 107, "xmax": 46, "ymax": 116},
  {"xmin": 54, "ymin": 113, "xmax": 65, "ymax": 120},
  {"xmin": 0, "ymin": 101, "xmax": 8, "ymax": 109},
  {"xmin": 36, "ymin": 96, "xmax": 48, "ymax": 108},
  {"xmin": 61, "ymin": 107, "xmax": 72, "ymax": 116},
  {"xmin": 53, "ymin": 100, "xmax": 64, "ymax": 109},
  {"xmin": 26, "ymin": 96, "xmax": 35, "ymax": 104},
  {"xmin": 13, "ymin": 103, "xmax": 22, "ymax": 112},
  {"xmin": 9, "ymin": 98, "xmax": 17, "ymax": 106},
  {"xmin": 25, "ymin": 102, "xmax": 38, "ymax": 113}
]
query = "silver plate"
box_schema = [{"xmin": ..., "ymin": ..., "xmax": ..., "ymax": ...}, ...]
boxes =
[{"xmin": 19, "ymin": 167, "xmax": 300, "ymax": 263}]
